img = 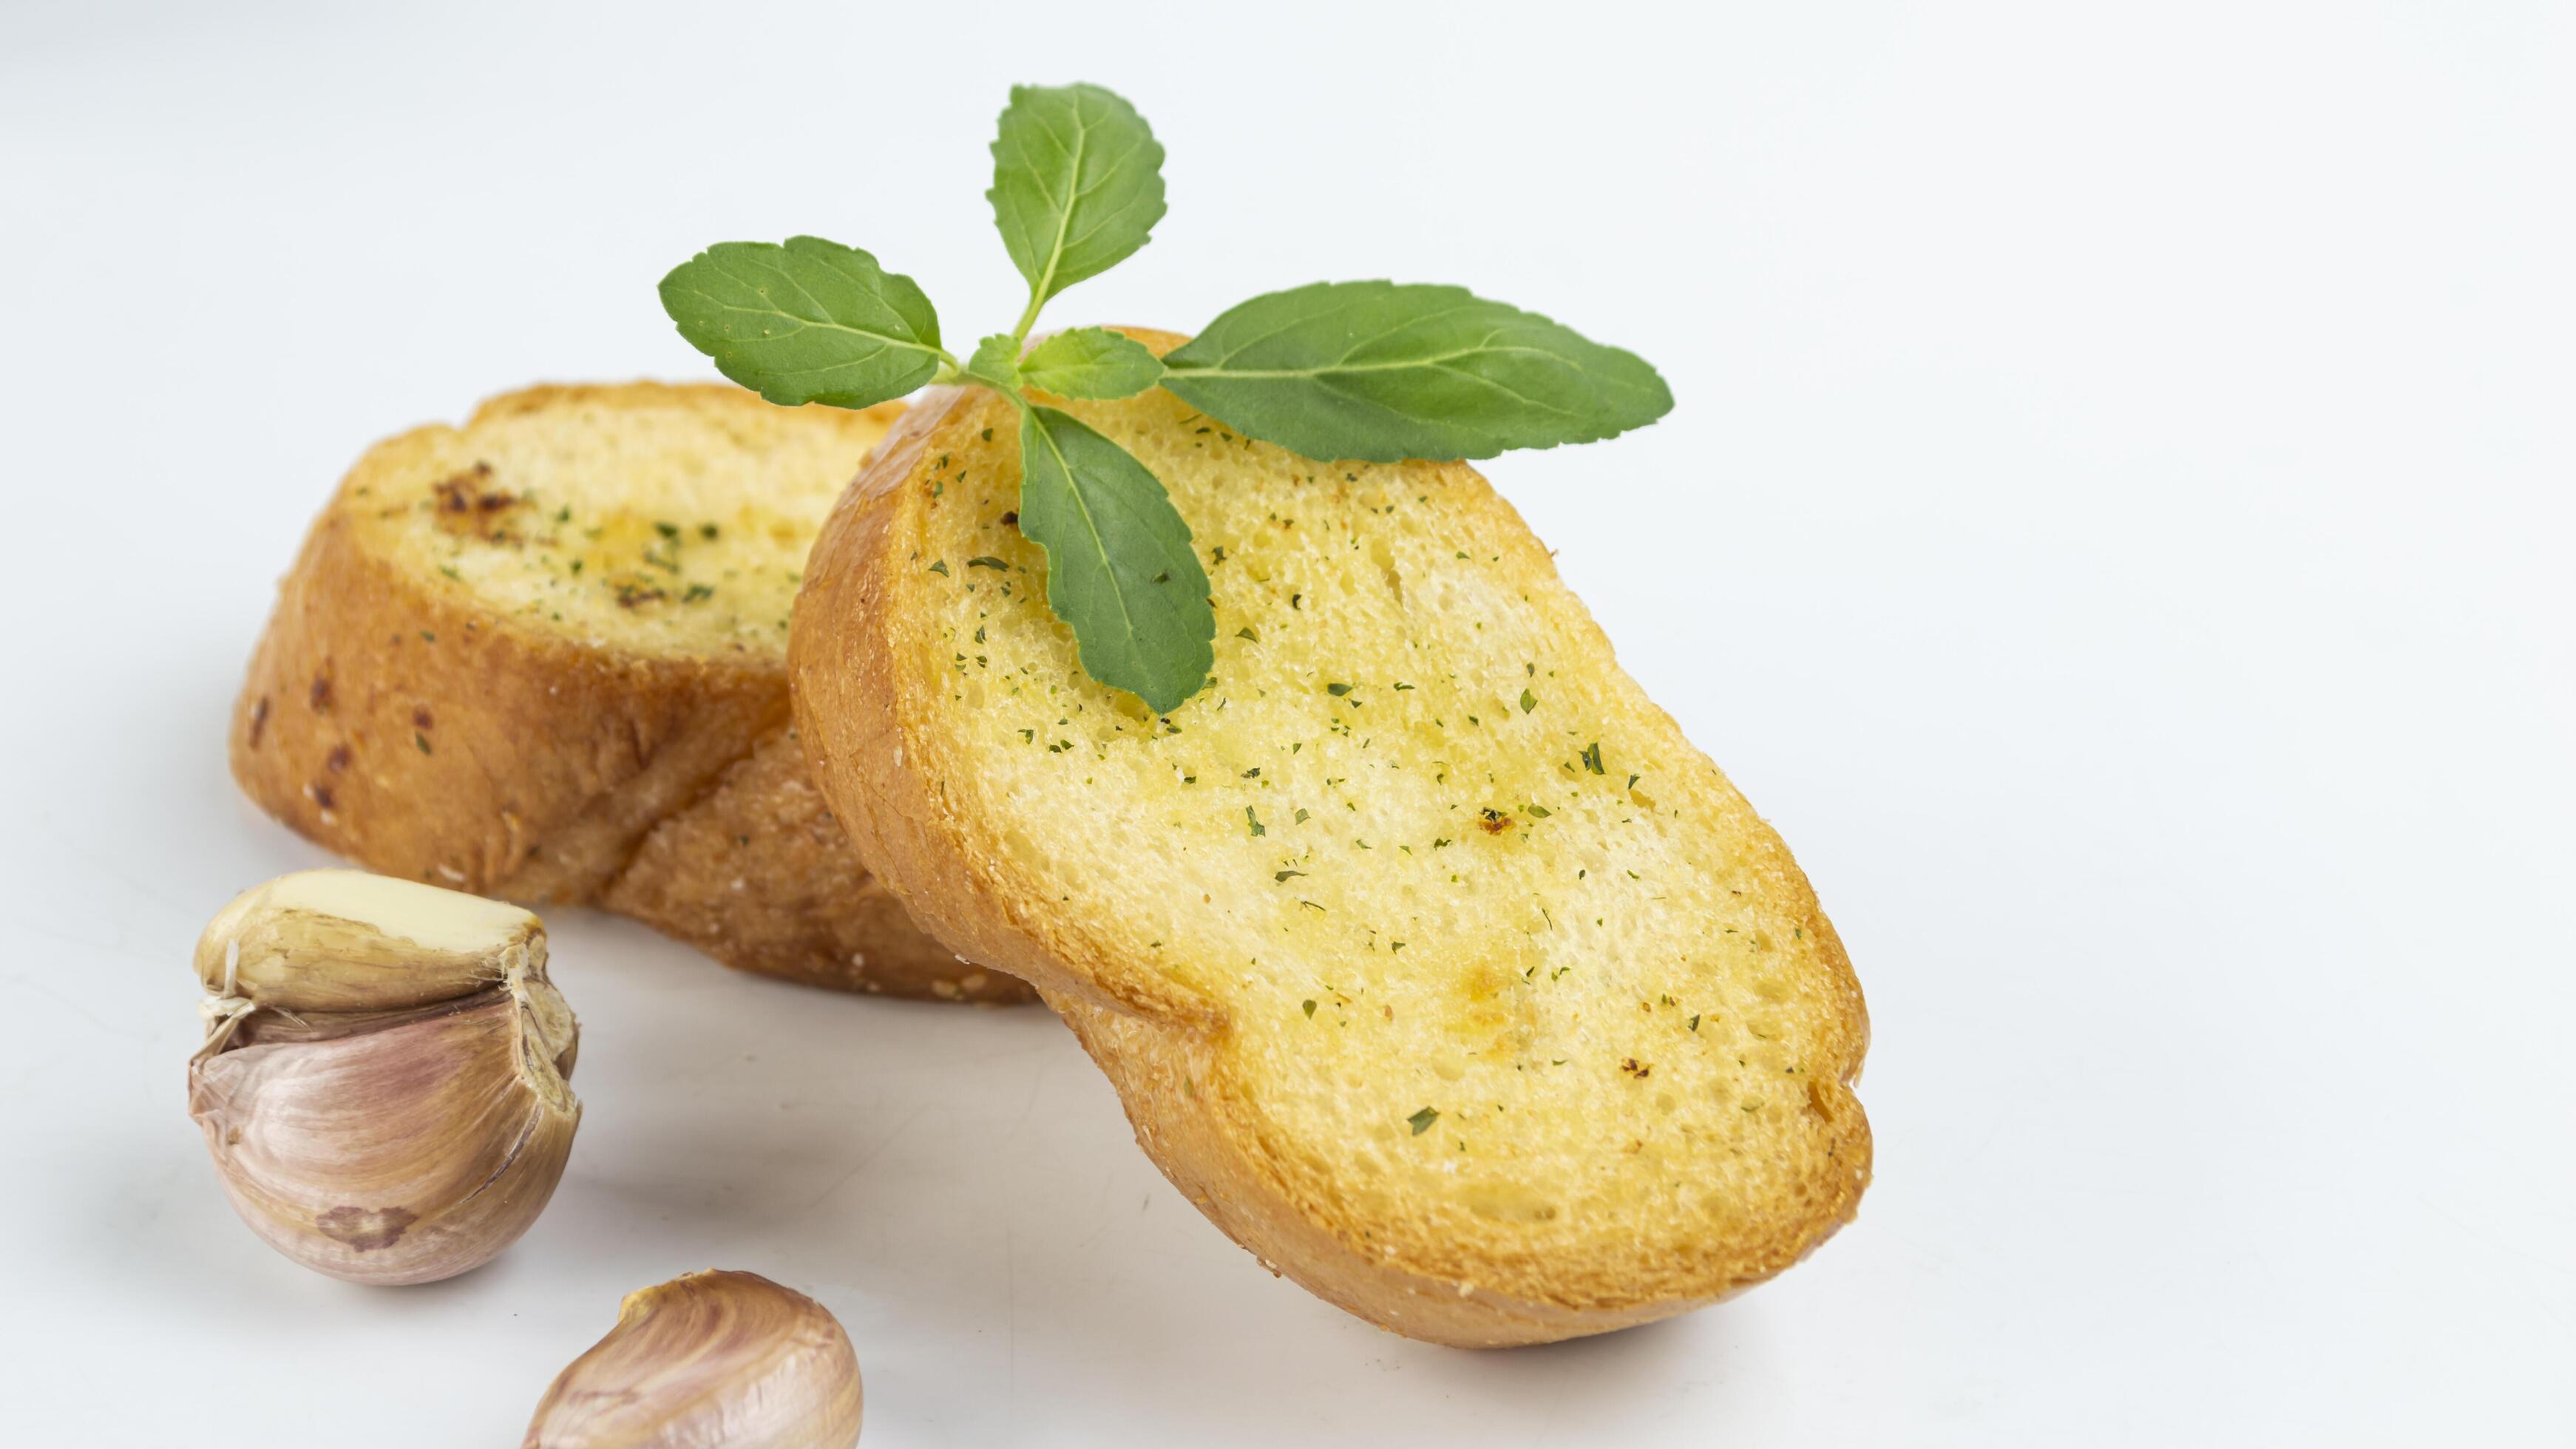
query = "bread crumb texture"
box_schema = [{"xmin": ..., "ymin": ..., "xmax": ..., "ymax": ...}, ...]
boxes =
[
  {"xmin": 880, "ymin": 379, "xmax": 1869, "ymax": 1305},
  {"xmin": 355, "ymin": 383, "xmax": 874, "ymax": 656}
]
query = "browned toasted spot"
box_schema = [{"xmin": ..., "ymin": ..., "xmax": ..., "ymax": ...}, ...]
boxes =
[
  {"xmin": 247, "ymin": 696, "xmax": 271, "ymax": 747},
  {"xmin": 432, "ymin": 462, "xmax": 528, "ymax": 540},
  {"xmin": 325, "ymin": 744, "xmax": 351, "ymax": 773},
  {"xmin": 1806, "ymin": 1076, "xmax": 1839, "ymax": 1120},
  {"xmin": 309, "ymin": 675, "xmax": 333, "ymax": 712},
  {"xmin": 433, "ymin": 461, "xmax": 492, "ymax": 510},
  {"xmin": 413, "ymin": 706, "xmax": 434, "ymax": 730}
]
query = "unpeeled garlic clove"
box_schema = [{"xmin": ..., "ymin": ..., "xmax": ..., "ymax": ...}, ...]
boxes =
[
  {"xmin": 188, "ymin": 869, "xmax": 580, "ymax": 1285},
  {"xmin": 524, "ymin": 1270, "xmax": 864, "ymax": 1448}
]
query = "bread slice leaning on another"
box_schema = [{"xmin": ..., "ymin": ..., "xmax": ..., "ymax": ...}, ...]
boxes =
[
  {"xmin": 790, "ymin": 330, "xmax": 1871, "ymax": 1345},
  {"xmin": 230, "ymin": 383, "xmax": 1031, "ymax": 1003}
]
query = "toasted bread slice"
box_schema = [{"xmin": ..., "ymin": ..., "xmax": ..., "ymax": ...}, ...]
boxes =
[
  {"xmin": 230, "ymin": 382, "xmax": 1030, "ymax": 1002},
  {"xmin": 790, "ymin": 332, "xmax": 1871, "ymax": 1344}
]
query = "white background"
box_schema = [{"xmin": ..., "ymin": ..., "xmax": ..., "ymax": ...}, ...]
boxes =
[{"xmin": 4, "ymin": 1, "xmax": 2569, "ymax": 1443}]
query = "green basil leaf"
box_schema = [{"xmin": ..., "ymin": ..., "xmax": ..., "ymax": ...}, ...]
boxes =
[
  {"xmin": 1021, "ymin": 328, "xmax": 1165, "ymax": 399},
  {"xmin": 963, "ymin": 333, "xmax": 1023, "ymax": 394},
  {"xmin": 1159, "ymin": 282, "xmax": 1672, "ymax": 461},
  {"xmin": 658, "ymin": 237, "xmax": 943, "ymax": 409},
  {"xmin": 988, "ymin": 84, "xmax": 1166, "ymax": 312},
  {"xmin": 1016, "ymin": 405, "xmax": 1213, "ymax": 713}
]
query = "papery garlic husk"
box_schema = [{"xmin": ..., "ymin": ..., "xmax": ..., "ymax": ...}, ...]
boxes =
[
  {"xmin": 188, "ymin": 869, "xmax": 580, "ymax": 1285},
  {"xmin": 523, "ymin": 1270, "xmax": 864, "ymax": 1448}
]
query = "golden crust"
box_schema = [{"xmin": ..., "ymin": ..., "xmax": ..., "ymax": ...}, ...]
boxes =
[
  {"xmin": 229, "ymin": 382, "xmax": 1033, "ymax": 1004},
  {"xmin": 791, "ymin": 340, "xmax": 1871, "ymax": 1346},
  {"xmin": 603, "ymin": 728, "xmax": 1026, "ymax": 1001}
]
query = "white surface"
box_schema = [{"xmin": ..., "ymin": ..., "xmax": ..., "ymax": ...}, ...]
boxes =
[{"xmin": 4, "ymin": 2, "xmax": 2569, "ymax": 1443}]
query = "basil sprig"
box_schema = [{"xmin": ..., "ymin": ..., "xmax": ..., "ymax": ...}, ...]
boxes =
[
  {"xmin": 658, "ymin": 237, "xmax": 945, "ymax": 410},
  {"xmin": 987, "ymin": 84, "xmax": 1167, "ymax": 337},
  {"xmin": 1018, "ymin": 406, "xmax": 1216, "ymax": 710},
  {"xmin": 1161, "ymin": 283, "xmax": 1671, "ymax": 462},
  {"xmin": 658, "ymin": 83, "xmax": 1670, "ymax": 714}
]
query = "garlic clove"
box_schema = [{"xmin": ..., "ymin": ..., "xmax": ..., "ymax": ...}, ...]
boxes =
[
  {"xmin": 523, "ymin": 1271, "xmax": 863, "ymax": 1448},
  {"xmin": 195, "ymin": 868, "xmax": 545, "ymax": 1014},
  {"xmin": 191, "ymin": 989, "xmax": 578, "ymax": 1283},
  {"xmin": 188, "ymin": 870, "xmax": 579, "ymax": 1285}
]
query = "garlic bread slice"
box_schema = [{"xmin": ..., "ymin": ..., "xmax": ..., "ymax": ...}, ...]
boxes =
[
  {"xmin": 792, "ymin": 333, "xmax": 1868, "ymax": 1344},
  {"xmin": 232, "ymin": 383, "xmax": 1028, "ymax": 1002}
]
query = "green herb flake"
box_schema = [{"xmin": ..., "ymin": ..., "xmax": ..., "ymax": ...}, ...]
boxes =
[
  {"xmin": 1407, "ymin": 1107, "xmax": 1440, "ymax": 1136},
  {"xmin": 1275, "ymin": 869, "xmax": 1306, "ymax": 883},
  {"xmin": 966, "ymin": 555, "xmax": 1010, "ymax": 571},
  {"xmin": 928, "ymin": 560, "xmax": 950, "ymax": 575},
  {"xmin": 1519, "ymin": 688, "xmax": 1537, "ymax": 713},
  {"xmin": 1237, "ymin": 626, "xmax": 1259, "ymax": 641},
  {"xmin": 1246, "ymin": 807, "xmax": 1266, "ymax": 837},
  {"xmin": 1326, "ymin": 682, "xmax": 1354, "ymax": 696},
  {"xmin": 1303, "ymin": 1000, "xmax": 1317, "ymax": 1018},
  {"xmin": 1581, "ymin": 742, "xmax": 1604, "ymax": 775},
  {"xmin": 413, "ymin": 732, "xmax": 433, "ymax": 755}
]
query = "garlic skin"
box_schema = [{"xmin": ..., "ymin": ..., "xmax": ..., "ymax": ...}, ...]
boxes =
[
  {"xmin": 524, "ymin": 1271, "xmax": 864, "ymax": 1448},
  {"xmin": 188, "ymin": 869, "xmax": 580, "ymax": 1285}
]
